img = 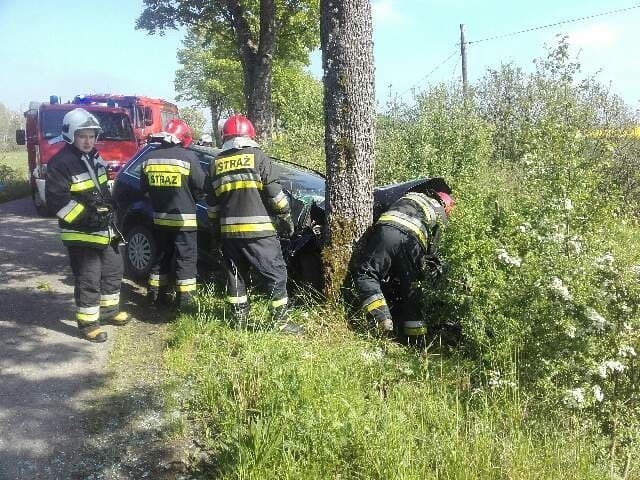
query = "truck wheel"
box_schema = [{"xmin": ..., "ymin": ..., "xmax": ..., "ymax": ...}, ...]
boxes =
[
  {"xmin": 125, "ymin": 224, "xmax": 156, "ymax": 281},
  {"xmin": 32, "ymin": 187, "xmax": 52, "ymax": 217}
]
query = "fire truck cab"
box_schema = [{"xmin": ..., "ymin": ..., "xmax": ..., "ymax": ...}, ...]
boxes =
[
  {"xmin": 72, "ymin": 94, "xmax": 180, "ymax": 146},
  {"xmin": 15, "ymin": 96, "xmax": 138, "ymax": 216}
]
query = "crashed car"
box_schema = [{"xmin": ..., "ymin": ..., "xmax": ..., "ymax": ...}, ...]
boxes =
[{"xmin": 111, "ymin": 143, "xmax": 450, "ymax": 291}]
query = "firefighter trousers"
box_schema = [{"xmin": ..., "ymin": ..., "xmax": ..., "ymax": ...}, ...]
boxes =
[
  {"xmin": 148, "ymin": 229, "xmax": 197, "ymax": 307},
  {"xmin": 67, "ymin": 244, "xmax": 124, "ymax": 331},
  {"xmin": 353, "ymin": 225, "xmax": 425, "ymax": 325},
  {"xmin": 221, "ymin": 236, "xmax": 288, "ymax": 313}
]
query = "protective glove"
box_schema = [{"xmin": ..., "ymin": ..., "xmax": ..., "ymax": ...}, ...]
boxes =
[
  {"xmin": 84, "ymin": 210, "xmax": 111, "ymax": 230},
  {"xmin": 275, "ymin": 213, "xmax": 294, "ymax": 238},
  {"xmin": 420, "ymin": 255, "xmax": 448, "ymax": 282}
]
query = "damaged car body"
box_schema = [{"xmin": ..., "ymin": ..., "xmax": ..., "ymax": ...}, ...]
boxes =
[{"xmin": 111, "ymin": 143, "xmax": 451, "ymax": 293}]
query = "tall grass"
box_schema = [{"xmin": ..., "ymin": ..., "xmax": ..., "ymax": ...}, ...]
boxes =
[{"xmin": 165, "ymin": 295, "xmax": 607, "ymax": 479}]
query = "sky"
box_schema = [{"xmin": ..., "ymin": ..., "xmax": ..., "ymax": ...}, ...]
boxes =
[{"xmin": 1, "ymin": 0, "xmax": 639, "ymax": 117}]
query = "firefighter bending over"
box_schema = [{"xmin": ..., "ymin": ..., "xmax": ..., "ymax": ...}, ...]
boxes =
[
  {"xmin": 207, "ymin": 114, "xmax": 302, "ymax": 334},
  {"xmin": 353, "ymin": 187, "xmax": 454, "ymax": 342},
  {"xmin": 46, "ymin": 108, "xmax": 130, "ymax": 342},
  {"xmin": 140, "ymin": 119, "xmax": 206, "ymax": 310}
]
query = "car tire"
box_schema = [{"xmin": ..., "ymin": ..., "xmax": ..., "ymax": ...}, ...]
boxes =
[{"xmin": 124, "ymin": 224, "xmax": 156, "ymax": 281}]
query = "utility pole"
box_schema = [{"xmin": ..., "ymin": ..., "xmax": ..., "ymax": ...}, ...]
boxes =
[{"xmin": 460, "ymin": 24, "xmax": 468, "ymax": 99}]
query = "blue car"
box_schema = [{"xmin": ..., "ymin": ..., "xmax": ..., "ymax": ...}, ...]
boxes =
[{"xmin": 112, "ymin": 143, "xmax": 450, "ymax": 291}]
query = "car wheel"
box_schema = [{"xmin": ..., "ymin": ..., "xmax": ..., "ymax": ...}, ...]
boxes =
[{"xmin": 125, "ymin": 224, "xmax": 156, "ymax": 281}]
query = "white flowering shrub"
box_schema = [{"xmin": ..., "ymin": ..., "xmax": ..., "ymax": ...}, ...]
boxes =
[{"xmin": 375, "ymin": 38, "xmax": 640, "ymax": 469}]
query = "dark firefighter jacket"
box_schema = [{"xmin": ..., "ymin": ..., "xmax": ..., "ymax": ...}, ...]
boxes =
[
  {"xmin": 140, "ymin": 144, "xmax": 207, "ymax": 231},
  {"xmin": 46, "ymin": 143, "xmax": 114, "ymax": 249},
  {"xmin": 355, "ymin": 191, "xmax": 447, "ymax": 326},
  {"xmin": 206, "ymin": 146, "xmax": 290, "ymax": 238},
  {"xmin": 377, "ymin": 191, "xmax": 446, "ymax": 257}
]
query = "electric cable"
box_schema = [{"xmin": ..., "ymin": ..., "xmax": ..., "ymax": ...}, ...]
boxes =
[{"xmin": 467, "ymin": 4, "xmax": 640, "ymax": 45}]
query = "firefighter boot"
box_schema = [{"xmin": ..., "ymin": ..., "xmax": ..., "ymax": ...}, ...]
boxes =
[
  {"xmin": 110, "ymin": 311, "xmax": 131, "ymax": 326},
  {"xmin": 272, "ymin": 306, "xmax": 304, "ymax": 335},
  {"xmin": 176, "ymin": 292, "xmax": 195, "ymax": 312},
  {"xmin": 80, "ymin": 324, "xmax": 108, "ymax": 343},
  {"xmin": 233, "ymin": 303, "xmax": 250, "ymax": 331}
]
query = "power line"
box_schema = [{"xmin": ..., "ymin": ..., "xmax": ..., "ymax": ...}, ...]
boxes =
[
  {"xmin": 392, "ymin": 4, "xmax": 640, "ymax": 102},
  {"xmin": 468, "ymin": 4, "xmax": 640, "ymax": 45},
  {"xmin": 396, "ymin": 49, "xmax": 458, "ymax": 98}
]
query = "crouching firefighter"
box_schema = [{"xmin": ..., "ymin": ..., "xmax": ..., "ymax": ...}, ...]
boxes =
[
  {"xmin": 140, "ymin": 119, "xmax": 206, "ymax": 310},
  {"xmin": 45, "ymin": 108, "xmax": 130, "ymax": 342},
  {"xmin": 352, "ymin": 186, "xmax": 454, "ymax": 344},
  {"xmin": 206, "ymin": 114, "xmax": 302, "ymax": 334}
]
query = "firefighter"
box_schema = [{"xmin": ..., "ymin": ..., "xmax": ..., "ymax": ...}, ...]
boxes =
[
  {"xmin": 206, "ymin": 114, "xmax": 302, "ymax": 334},
  {"xmin": 140, "ymin": 119, "xmax": 206, "ymax": 310},
  {"xmin": 352, "ymin": 188, "xmax": 454, "ymax": 342},
  {"xmin": 46, "ymin": 108, "xmax": 130, "ymax": 343}
]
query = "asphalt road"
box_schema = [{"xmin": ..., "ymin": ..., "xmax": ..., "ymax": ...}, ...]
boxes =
[{"xmin": 0, "ymin": 197, "xmax": 116, "ymax": 479}]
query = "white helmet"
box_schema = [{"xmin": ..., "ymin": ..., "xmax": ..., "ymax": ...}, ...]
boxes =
[{"xmin": 61, "ymin": 108, "xmax": 102, "ymax": 144}]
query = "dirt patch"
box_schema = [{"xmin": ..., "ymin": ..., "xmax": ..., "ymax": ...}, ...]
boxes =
[{"xmin": 67, "ymin": 280, "xmax": 205, "ymax": 480}]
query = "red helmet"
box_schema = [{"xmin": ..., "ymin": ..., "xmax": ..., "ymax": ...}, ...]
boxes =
[
  {"xmin": 435, "ymin": 191, "xmax": 455, "ymax": 217},
  {"xmin": 165, "ymin": 119, "xmax": 193, "ymax": 147},
  {"xmin": 222, "ymin": 114, "xmax": 256, "ymax": 141}
]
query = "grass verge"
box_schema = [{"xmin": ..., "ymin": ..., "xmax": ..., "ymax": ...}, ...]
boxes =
[{"xmin": 163, "ymin": 290, "xmax": 609, "ymax": 479}]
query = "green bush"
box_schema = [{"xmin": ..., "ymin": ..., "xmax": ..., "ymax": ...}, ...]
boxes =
[
  {"xmin": 0, "ymin": 162, "xmax": 30, "ymax": 203},
  {"xmin": 162, "ymin": 38, "xmax": 640, "ymax": 477}
]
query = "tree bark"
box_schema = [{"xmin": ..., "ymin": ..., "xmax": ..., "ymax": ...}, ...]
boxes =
[
  {"xmin": 209, "ymin": 95, "xmax": 224, "ymax": 147},
  {"xmin": 226, "ymin": 0, "xmax": 275, "ymax": 140},
  {"xmin": 320, "ymin": 0, "xmax": 375, "ymax": 300}
]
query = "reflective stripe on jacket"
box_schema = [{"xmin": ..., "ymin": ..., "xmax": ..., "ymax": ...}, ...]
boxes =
[
  {"xmin": 45, "ymin": 144, "xmax": 113, "ymax": 249},
  {"xmin": 140, "ymin": 145, "xmax": 206, "ymax": 231},
  {"xmin": 207, "ymin": 145, "xmax": 290, "ymax": 239},
  {"xmin": 376, "ymin": 192, "xmax": 445, "ymax": 254}
]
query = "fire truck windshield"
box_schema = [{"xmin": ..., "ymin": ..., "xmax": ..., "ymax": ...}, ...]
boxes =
[{"xmin": 41, "ymin": 110, "xmax": 135, "ymax": 141}]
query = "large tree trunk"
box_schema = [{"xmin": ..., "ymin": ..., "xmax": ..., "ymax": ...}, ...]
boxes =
[
  {"xmin": 227, "ymin": 0, "xmax": 275, "ymax": 140},
  {"xmin": 320, "ymin": 0, "xmax": 375, "ymax": 300}
]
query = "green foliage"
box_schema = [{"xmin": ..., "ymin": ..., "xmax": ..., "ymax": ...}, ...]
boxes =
[
  {"xmin": 0, "ymin": 151, "xmax": 30, "ymax": 203},
  {"xmin": 179, "ymin": 106, "xmax": 207, "ymax": 140},
  {"xmin": 160, "ymin": 37, "xmax": 640, "ymax": 476},
  {"xmin": 0, "ymin": 102, "xmax": 23, "ymax": 152},
  {"xmin": 376, "ymin": 85, "xmax": 493, "ymax": 186},
  {"xmin": 167, "ymin": 295, "xmax": 607, "ymax": 479},
  {"xmin": 266, "ymin": 72, "xmax": 325, "ymax": 172},
  {"xmin": 175, "ymin": 29, "xmax": 244, "ymax": 114}
]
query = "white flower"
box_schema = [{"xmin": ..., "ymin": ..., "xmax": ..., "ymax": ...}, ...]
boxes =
[
  {"xmin": 361, "ymin": 348, "xmax": 384, "ymax": 363},
  {"xmin": 547, "ymin": 232, "xmax": 565, "ymax": 243},
  {"xmin": 517, "ymin": 222, "xmax": 531, "ymax": 233},
  {"xmin": 496, "ymin": 248, "xmax": 522, "ymax": 267},
  {"xmin": 564, "ymin": 388, "xmax": 585, "ymax": 407},
  {"xmin": 567, "ymin": 238, "xmax": 582, "ymax": 254},
  {"xmin": 598, "ymin": 360, "xmax": 626, "ymax": 379},
  {"xmin": 618, "ymin": 345, "xmax": 637, "ymax": 358},
  {"xmin": 564, "ymin": 198, "xmax": 573, "ymax": 211},
  {"xmin": 631, "ymin": 265, "xmax": 640, "ymax": 277},
  {"xmin": 549, "ymin": 277, "xmax": 573, "ymax": 302},
  {"xmin": 565, "ymin": 324, "xmax": 577, "ymax": 338},
  {"xmin": 399, "ymin": 366, "xmax": 414, "ymax": 376},
  {"xmin": 586, "ymin": 307, "xmax": 610, "ymax": 332},
  {"xmin": 488, "ymin": 370, "xmax": 502, "ymax": 387},
  {"xmin": 592, "ymin": 385, "xmax": 604, "ymax": 402},
  {"xmin": 594, "ymin": 253, "xmax": 615, "ymax": 270}
]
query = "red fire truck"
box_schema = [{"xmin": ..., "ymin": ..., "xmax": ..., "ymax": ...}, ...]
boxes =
[
  {"xmin": 72, "ymin": 94, "xmax": 180, "ymax": 146},
  {"xmin": 15, "ymin": 97, "xmax": 139, "ymax": 216}
]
